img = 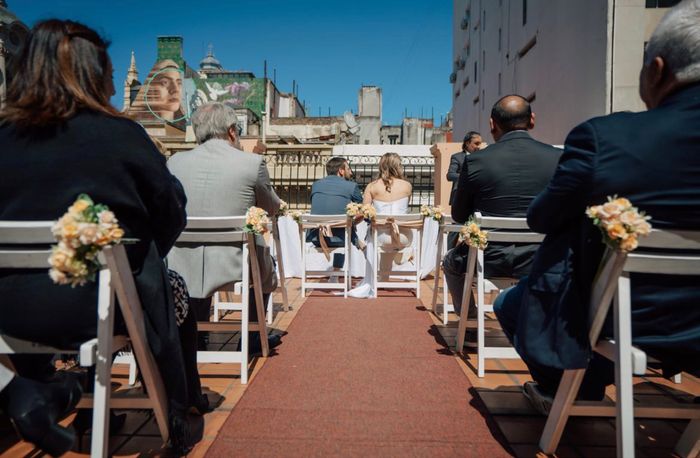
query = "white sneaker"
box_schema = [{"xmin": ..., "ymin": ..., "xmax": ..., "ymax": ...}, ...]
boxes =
[{"xmin": 347, "ymin": 283, "xmax": 372, "ymax": 298}]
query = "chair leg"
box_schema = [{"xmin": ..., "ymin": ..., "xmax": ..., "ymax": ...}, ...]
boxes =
[
  {"xmin": 90, "ymin": 269, "xmax": 115, "ymax": 457},
  {"xmin": 539, "ymin": 369, "xmax": 586, "ymax": 454},
  {"xmin": 128, "ymin": 354, "xmax": 137, "ymax": 386},
  {"xmin": 247, "ymin": 234, "xmax": 270, "ymax": 357},
  {"xmin": 455, "ymin": 247, "xmax": 476, "ymax": 353},
  {"xmin": 477, "ymin": 250, "xmax": 486, "ymax": 377},
  {"xmin": 240, "ymin": 287, "xmax": 249, "ymax": 385},
  {"xmin": 431, "ymin": 229, "xmax": 443, "ymax": 314},
  {"xmin": 212, "ymin": 292, "xmax": 220, "ymax": 322},
  {"xmin": 675, "ymin": 419, "xmax": 700, "ymax": 458},
  {"xmin": 615, "ymin": 274, "xmax": 636, "ymax": 458},
  {"xmin": 416, "ymin": 231, "xmax": 421, "ymax": 298},
  {"xmin": 266, "ymin": 293, "xmax": 273, "ymax": 325}
]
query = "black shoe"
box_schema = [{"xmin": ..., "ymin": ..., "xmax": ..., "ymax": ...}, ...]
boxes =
[
  {"xmin": 197, "ymin": 332, "xmax": 210, "ymax": 351},
  {"xmin": 1, "ymin": 375, "xmax": 81, "ymax": 456},
  {"xmin": 189, "ymin": 394, "xmax": 214, "ymax": 416},
  {"xmin": 239, "ymin": 334, "xmax": 282, "ymax": 355}
]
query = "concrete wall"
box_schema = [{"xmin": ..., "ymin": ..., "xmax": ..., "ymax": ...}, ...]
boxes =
[
  {"xmin": 357, "ymin": 116, "xmax": 381, "ymax": 145},
  {"xmin": 358, "ymin": 86, "xmax": 382, "ymax": 119},
  {"xmin": 452, "ymin": 0, "xmax": 676, "ymax": 145},
  {"xmin": 452, "ymin": 0, "xmax": 609, "ymax": 145}
]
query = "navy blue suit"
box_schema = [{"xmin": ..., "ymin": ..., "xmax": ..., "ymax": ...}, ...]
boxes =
[
  {"xmin": 307, "ymin": 176, "xmax": 362, "ymax": 266},
  {"xmin": 496, "ymin": 83, "xmax": 700, "ymax": 396}
]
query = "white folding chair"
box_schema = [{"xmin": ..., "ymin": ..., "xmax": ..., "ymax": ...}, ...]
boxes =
[
  {"xmin": 0, "ymin": 221, "xmax": 169, "ymax": 457},
  {"xmin": 299, "ymin": 214, "xmax": 351, "ymax": 298},
  {"xmin": 175, "ymin": 216, "xmax": 270, "ymax": 385},
  {"xmin": 372, "ymin": 214, "xmax": 424, "ymax": 298},
  {"xmin": 540, "ymin": 229, "xmax": 700, "ymax": 458},
  {"xmin": 473, "ymin": 212, "xmax": 544, "ymax": 377},
  {"xmin": 431, "ymin": 215, "xmax": 460, "ymax": 325},
  {"xmin": 265, "ymin": 216, "xmax": 291, "ymax": 322}
]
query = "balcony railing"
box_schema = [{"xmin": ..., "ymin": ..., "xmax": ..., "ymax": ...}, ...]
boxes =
[{"xmin": 263, "ymin": 146, "xmax": 434, "ymax": 212}]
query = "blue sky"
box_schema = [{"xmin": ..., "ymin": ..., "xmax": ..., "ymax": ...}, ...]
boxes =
[{"xmin": 9, "ymin": 0, "xmax": 452, "ymax": 126}]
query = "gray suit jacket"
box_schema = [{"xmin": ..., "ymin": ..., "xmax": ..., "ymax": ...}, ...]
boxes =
[{"xmin": 166, "ymin": 139, "xmax": 280, "ymax": 298}]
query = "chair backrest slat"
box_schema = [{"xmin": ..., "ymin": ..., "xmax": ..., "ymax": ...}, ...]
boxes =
[
  {"xmin": 638, "ymin": 229, "xmax": 700, "ymax": 250},
  {"xmin": 0, "ymin": 221, "xmax": 54, "ymax": 244},
  {"xmin": 176, "ymin": 216, "xmax": 248, "ymax": 245},
  {"xmin": 374, "ymin": 214, "xmax": 424, "ymax": 223},
  {"xmin": 0, "ymin": 249, "xmax": 53, "ymax": 269},
  {"xmin": 475, "ymin": 212, "xmax": 531, "ymax": 230},
  {"xmin": 486, "ymin": 231, "xmax": 545, "ymax": 243},
  {"xmin": 184, "ymin": 216, "xmax": 247, "ymax": 230},
  {"xmin": 300, "ymin": 214, "xmax": 348, "ymax": 223},
  {"xmin": 625, "ymin": 253, "xmax": 700, "ymax": 275}
]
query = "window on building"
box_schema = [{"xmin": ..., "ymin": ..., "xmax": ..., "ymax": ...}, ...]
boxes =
[
  {"xmin": 645, "ymin": 0, "xmax": 681, "ymax": 7},
  {"xmin": 474, "ymin": 61, "xmax": 478, "ymax": 83},
  {"xmin": 483, "ymin": 50, "xmax": 486, "ymax": 72},
  {"xmin": 483, "ymin": 10, "xmax": 486, "ymax": 31},
  {"xmin": 523, "ymin": 0, "xmax": 528, "ymax": 25},
  {"xmin": 498, "ymin": 28, "xmax": 502, "ymax": 51}
]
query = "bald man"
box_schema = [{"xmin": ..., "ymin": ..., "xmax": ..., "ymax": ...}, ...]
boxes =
[{"xmin": 444, "ymin": 95, "xmax": 561, "ymax": 317}]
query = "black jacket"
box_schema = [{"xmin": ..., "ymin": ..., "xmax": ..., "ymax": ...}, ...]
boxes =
[
  {"xmin": 0, "ymin": 111, "xmax": 189, "ymax": 408},
  {"xmin": 451, "ymin": 131, "xmax": 562, "ymax": 277},
  {"xmin": 517, "ymin": 83, "xmax": 700, "ymax": 372}
]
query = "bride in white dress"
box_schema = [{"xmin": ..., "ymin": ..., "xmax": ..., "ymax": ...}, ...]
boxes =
[{"xmin": 348, "ymin": 153, "xmax": 413, "ymax": 298}]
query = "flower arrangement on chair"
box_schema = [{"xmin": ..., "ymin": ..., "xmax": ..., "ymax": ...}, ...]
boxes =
[
  {"xmin": 458, "ymin": 219, "xmax": 488, "ymax": 249},
  {"xmin": 244, "ymin": 206, "xmax": 271, "ymax": 235},
  {"xmin": 346, "ymin": 203, "xmax": 377, "ymax": 222},
  {"xmin": 49, "ymin": 194, "xmax": 125, "ymax": 287},
  {"xmin": 586, "ymin": 196, "xmax": 652, "ymax": 252},
  {"xmin": 420, "ymin": 205, "xmax": 444, "ymax": 222},
  {"xmin": 276, "ymin": 200, "xmax": 302, "ymax": 225}
]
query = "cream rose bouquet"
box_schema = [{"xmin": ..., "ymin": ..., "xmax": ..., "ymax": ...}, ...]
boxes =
[
  {"xmin": 49, "ymin": 194, "xmax": 125, "ymax": 287},
  {"xmin": 420, "ymin": 205, "xmax": 444, "ymax": 222},
  {"xmin": 276, "ymin": 200, "xmax": 303, "ymax": 224},
  {"xmin": 458, "ymin": 218, "xmax": 488, "ymax": 249},
  {"xmin": 346, "ymin": 202, "xmax": 377, "ymax": 222},
  {"xmin": 586, "ymin": 196, "xmax": 652, "ymax": 252},
  {"xmin": 244, "ymin": 206, "xmax": 270, "ymax": 235}
]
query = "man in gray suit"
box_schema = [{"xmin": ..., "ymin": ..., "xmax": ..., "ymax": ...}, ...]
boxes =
[
  {"xmin": 167, "ymin": 102, "xmax": 281, "ymax": 351},
  {"xmin": 307, "ymin": 157, "xmax": 362, "ymax": 268}
]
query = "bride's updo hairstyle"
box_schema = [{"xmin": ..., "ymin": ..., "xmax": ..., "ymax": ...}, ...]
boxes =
[{"xmin": 378, "ymin": 152, "xmax": 405, "ymax": 192}]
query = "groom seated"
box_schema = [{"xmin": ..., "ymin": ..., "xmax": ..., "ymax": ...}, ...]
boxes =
[{"xmin": 307, "ymin": 157, "xmax": 362, "ymax": 269}]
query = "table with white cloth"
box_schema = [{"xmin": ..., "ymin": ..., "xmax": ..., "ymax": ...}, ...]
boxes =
[{"xmin": 274, "ymin": 216, "xmax": 441, "ymax": 279}]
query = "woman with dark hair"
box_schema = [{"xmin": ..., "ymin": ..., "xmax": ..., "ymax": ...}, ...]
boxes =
[{"xmin": 0, "ymin": 19, "xmax": 205, "ymax": 455}]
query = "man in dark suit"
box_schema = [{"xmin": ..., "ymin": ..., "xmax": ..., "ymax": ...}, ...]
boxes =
[
  {"xmin": 307, "ymin": 157, "xmax": 363, "ymax": 268},
  {"xmin": 444, "ymin": 95, "xmax": 561, "ymax": 315},
  {"xmin": 447, "ymin": 131, "xmax": 483, "ymax": 206},
  {"xmin": 494, "ymin": 0, "xmax": 700, "ymax": 408}
]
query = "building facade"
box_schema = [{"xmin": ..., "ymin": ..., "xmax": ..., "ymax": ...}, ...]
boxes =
[{"xmin": 451, "ymin": 0, "xmax": 678, "ymax": 145}]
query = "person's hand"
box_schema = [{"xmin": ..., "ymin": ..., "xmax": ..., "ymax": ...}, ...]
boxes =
[{"xmin": 252, "ymin": 141, "xmax": 267, "ymax": 154}]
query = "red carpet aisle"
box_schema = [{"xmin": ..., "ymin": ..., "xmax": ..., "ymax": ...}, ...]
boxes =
[{"xmin": 206, "ymin": 294, "xmax": 512, "ymax": 457}]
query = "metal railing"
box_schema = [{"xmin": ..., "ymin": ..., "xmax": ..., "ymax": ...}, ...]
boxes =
[{"xmin": 263, "ymin": 146, "xmax": 434, "ymax": 212}]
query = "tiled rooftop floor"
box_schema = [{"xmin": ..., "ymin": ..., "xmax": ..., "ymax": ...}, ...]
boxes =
[{"xmin": 1, "ymin": 277, "xmax": 698, "ymax": 457}]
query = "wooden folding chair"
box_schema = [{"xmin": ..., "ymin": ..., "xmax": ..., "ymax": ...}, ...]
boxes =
[
  {"xmin": 431, "ymin": 215, "xmax": 460, "ymax": 325},
  {"xmin": 174, "ymin": 216, "xmax": 270, "ymax": 385},
  {"xmin": 539, "ymin": 229, "xmax": 700, "ymax": 458},
  {"xmin": 298, "ymin": 214, "xmax": 352, "ymax": 297},
  {"xmin": 472, "ymin": 212, "xmax": 544, "ymax": 377},
  {"xmin": 371, "ymin": 214, "xmax": 425, "ymax": 298},
  {"xmin": 0, "ymin": 221, "xmax": 169, "ymax": 457}
]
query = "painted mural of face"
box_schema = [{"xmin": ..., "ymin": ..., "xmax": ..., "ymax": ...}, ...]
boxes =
[{"xmin": 147, "ymin": 60, "xmax": 183, "ymax": 120}]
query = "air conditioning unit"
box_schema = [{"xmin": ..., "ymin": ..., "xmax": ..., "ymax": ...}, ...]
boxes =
[{"xmin": 449, "ymin": 72, "xmax": 457, "ymax": 84}]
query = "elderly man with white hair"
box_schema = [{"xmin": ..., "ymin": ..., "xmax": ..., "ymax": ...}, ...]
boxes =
[
  {"xmin": 167, "ymin": 102, "xmax": 282, "ymax": 353},
  {"xmin": 492, "ymin": 0, "xmax": 700, "ymax": 411}
]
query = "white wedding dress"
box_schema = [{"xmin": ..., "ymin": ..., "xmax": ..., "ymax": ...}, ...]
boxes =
[{"xmin": 348, "ymin": 197, "xmax": 413, "ymax": 298}]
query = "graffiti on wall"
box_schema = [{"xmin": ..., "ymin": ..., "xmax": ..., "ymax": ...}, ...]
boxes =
[{"xmin": 128, "ymin": 60, "xmax": 264, "ymax": 129}]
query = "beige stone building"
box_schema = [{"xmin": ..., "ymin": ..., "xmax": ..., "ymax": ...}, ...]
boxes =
[{"xmin": 451, "ymin": 0, "xmax": 678, "ymax": 145}]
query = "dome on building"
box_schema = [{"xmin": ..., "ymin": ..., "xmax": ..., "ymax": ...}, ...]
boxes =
[{"xmin": 199, "ymin": 44, "xmax": 223, "ymax": 72}]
